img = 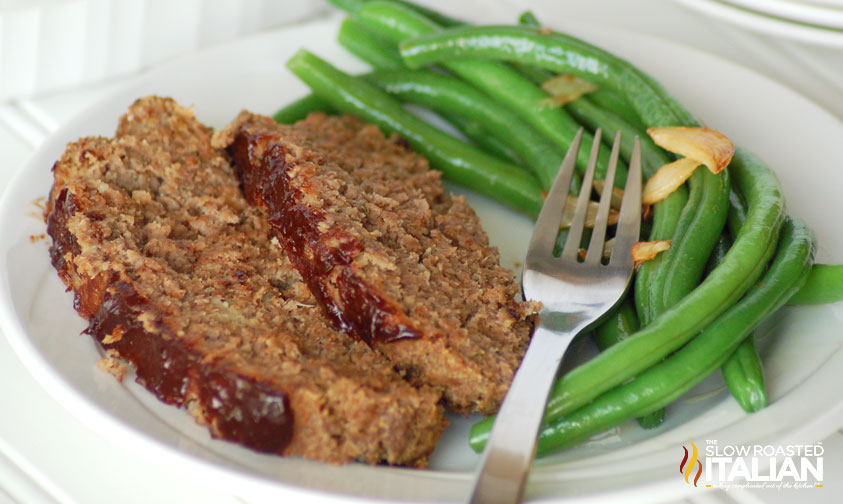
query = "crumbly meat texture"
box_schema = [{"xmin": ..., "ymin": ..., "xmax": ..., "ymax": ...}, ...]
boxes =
[
  {"xmin": 216, "ymin": 111, "xmax": 538, "ymax": 415},
  {"xmin": 44, "ymin": 96, "xmax": 446, "ymax": 467}
]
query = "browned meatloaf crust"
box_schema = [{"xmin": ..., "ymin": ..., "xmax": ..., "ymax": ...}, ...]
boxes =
[
  {"xmin": 44, "ymin": 96, "xmax": 446, "ymax": 467},
  {"xmin": 215, "ymin": 111, "xmax": 537, "ymax": 416}
]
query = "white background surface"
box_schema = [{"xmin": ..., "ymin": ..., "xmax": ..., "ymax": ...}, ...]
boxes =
[{"xmin": 1, "ymin": 0, "xmax": 842, "ymax": 503}]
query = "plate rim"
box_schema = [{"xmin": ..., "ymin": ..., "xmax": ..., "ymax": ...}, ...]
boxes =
[
  {"xmin": 676, "ymin": 0, "xmax": 843, "ymax": 47},
  {"xmin": 724, "ymin": 0, "xmax": 843, "ymax": 29}
]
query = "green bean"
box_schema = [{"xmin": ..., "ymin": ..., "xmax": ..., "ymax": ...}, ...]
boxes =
[
  {"xmin": 272, "ymin": 94, "xmax": 335, "ymax": 124},
  {"xmin": 588, "ymin": 88, "xmax": 647, "ymax": 132},
  {"xmin": 471, "ymin": 147, "xmax": 785, "ymax": 442},
  {"xmin": 474, "ymin": 216, "xmax": 813, "ymax": 455},
  {"xmin": 509, "ymin": 62, "xmax": 553, "ymax": 88},
  {"xmin": 727, "ymin": 185, "xmax": 749, "ymax": 235},
  {"xmin": 338, "ymin": 17, "xmax": 405, "ymax": 70},
  {"xmin": 364, "ymin": 68, "xmax": 565, "ymax": 189},
  {"xmin": 719, "ymin": 181, "xmax": 767, "ymax": 412},
  {"xmin": 593, "ymin": 299, "xmax": 665, "ymax": 428},
  {"xmin": 551, "ymin": 228, "xmax": 570, "ymax": 258},
  {"xmin": 390, "ymin": 0, "xmax": 465, "ymax": 27},
  {"xmin": 633, "ymin": 187, "xmax": 689, "ymax": 325},
  {"xmin": 510, "ymin": 13, "xmax": 555, "ymax": 90},
  {"xmin": 286, "ymin": 49, "xmax": 544, "ymax": 216},
  {"xmin": 592, "ymin": 299, "xmax": 639, "ymax": 350},
  {"xmin": 705, "ymin": 233, "xmax": 732, "ymax": 277},
  {"xmin": 328, "ymin": 0, "xmax": 465, "ymax": 27},
  {"xmin": 646, "ymin": 168, "xmax": 730, "ymax": 320},
  {"xmin": 635, "ymin": 410, "xmax": 665, "ymax": 429},
  {"xmin": 722, "ymin": 335, "xmax": 767, "ymax": 413},
  {"xmin": 787, "ymin": 264, "xmax": 843, "ymax": 305},
  {"xmin": 441, "ymin": 112, "xmax": 523, "ymax": 165},
  {"xmin": 707, "ymin": 230, "xmax": 767, "ymax": 414},
  {"xmin": 518, "ymin": 10, "xmax": 541, "ymax": 27},
  {"xmin": 353, "ymin": 2, "xmax": 624, "ymax": 186},
  {"xmin": 509, "ymin": 11, "xmax": 569, "ymax": 111},
  {"xmin": 327, "ymin": 0, "xmax": 368, "ymax": 13},
  {"xmin": 399, "ymin": 25, "xmax": 693, "ymax": 128},
  {"xmin": 552, "ymin": 228, "xmax": 592, "ymax": 258}
]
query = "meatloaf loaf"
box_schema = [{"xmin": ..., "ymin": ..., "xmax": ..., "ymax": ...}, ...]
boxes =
[
  {"xmin": 45, "ymin": 96, "xmax": 446, "ymax": 466},
  {"xmin": 216, "ymin": 111, "xmax": 538, "ymax": 416}
]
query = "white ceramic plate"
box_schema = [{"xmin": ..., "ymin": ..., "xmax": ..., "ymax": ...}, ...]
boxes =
[
  {"xmin": 677, "ymin": 0, "xmax": 843, "ymax": 48},
  {"xmin": 2, "ymin": 10, "xmax": 843, "ymax": 504}
]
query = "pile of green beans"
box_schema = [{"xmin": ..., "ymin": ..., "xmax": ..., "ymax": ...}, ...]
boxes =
[{"xmin": 273, "ymin": 0, "xmax": 842, "ymax": 458}]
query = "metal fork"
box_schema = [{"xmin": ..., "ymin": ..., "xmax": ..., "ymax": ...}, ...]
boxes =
[{"xmin": 468, "ymin": 129, "xmax": 642, "ymax": 504}]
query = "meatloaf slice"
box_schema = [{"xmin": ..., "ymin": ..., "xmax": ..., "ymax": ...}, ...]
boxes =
[
  {"xmin": 45, "ymin": 96, "xmax": 446, "ymax": 466},
  {"xmin": 216, "ymin": 111, "xmax": 538, "ymax": 415}
]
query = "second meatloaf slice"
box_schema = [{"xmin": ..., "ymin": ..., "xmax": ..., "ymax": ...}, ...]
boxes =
[{"xmin": 216, "ymin": 111, "xmax": 537, "ymax": 415}]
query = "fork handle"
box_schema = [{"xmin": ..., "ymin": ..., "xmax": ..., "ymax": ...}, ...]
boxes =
[{"xmin": 468, "ymin": 321, "xmax": 580, "ymax": 504}]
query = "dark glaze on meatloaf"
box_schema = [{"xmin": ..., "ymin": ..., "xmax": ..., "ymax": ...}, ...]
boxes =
[
  {"xmin": 216, "ymin": 111, "xmax": 538, "ymax": 416},
  {"xmin": 45, "ymin": 96, "xmax": 446, "ymax": 466}
]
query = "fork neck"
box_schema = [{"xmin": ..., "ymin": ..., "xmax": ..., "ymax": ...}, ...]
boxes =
[{"xmin": 535, "ymin": 309, "xmax": 593, "ymax": 335}]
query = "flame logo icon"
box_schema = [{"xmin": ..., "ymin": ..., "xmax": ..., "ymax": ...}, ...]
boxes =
[{"xmin": 679, "ymin": 441, "xmax": 703, "ymax": 487}]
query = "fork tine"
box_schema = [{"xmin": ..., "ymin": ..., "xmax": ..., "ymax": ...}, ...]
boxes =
[
  {"xmin": 526, "ymin": 128, "xmax": 583, "ymax": 258},
  {"xmin": 585, "ymin": 131, "xmax": 622, "ymax": 264},
  {"xmin": 610, "ymin": 136, "xmax": 643, "ymax": 266},
  {"xmin": 560, "ymin": 129, "xmax": 602, "ymax": 262}
]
